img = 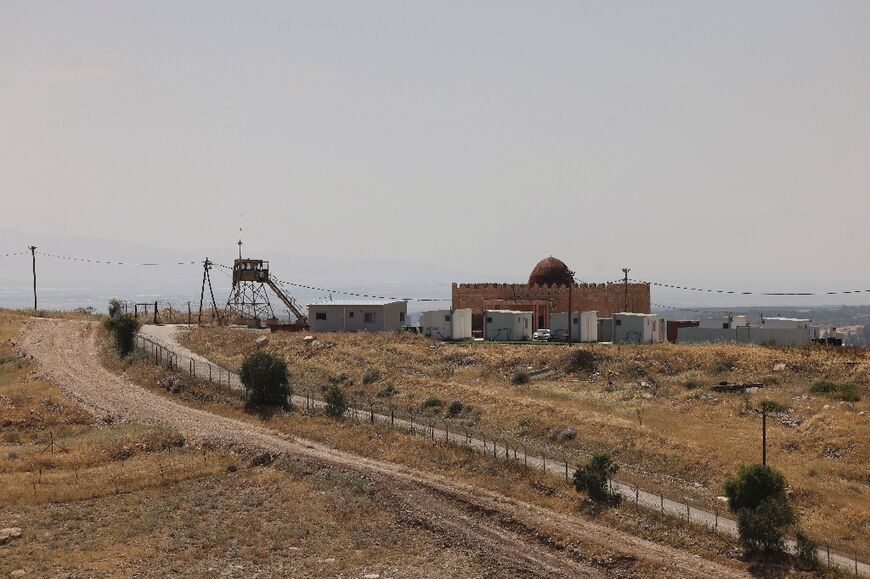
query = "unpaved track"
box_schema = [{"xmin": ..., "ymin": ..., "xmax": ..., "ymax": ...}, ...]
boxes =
[{"xmin": 20, "ymin": 318, "xmax": 748, "ymax": 579}]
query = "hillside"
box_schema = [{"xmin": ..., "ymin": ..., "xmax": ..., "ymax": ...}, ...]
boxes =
[{"xmin": 179, "ymin": 327, "xmax": 870, "ymax": 557}]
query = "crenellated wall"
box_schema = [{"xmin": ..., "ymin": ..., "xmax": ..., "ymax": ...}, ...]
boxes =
[{"xmin": 452, "ymin": 281, "xmax": 650, "ymax": 330}]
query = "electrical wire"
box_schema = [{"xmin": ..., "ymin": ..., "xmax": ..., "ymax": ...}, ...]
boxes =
[
  {"xmin": 632, "ymin": 278, "xmax": 870, "ymax": 297},
  {"xmin": 35, "ymin": 251, "xmax": 200, "ymax": 266}
]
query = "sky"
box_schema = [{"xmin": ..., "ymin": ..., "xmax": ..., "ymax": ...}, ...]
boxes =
[{"xmin": 1, "ymin": 1, "xmax": 869, "ymax": 308}]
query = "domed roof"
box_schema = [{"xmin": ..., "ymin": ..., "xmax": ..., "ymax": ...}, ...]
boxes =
[{"xmin": 528, "ymin": 256, "xmax": 574, "ymax": 286}]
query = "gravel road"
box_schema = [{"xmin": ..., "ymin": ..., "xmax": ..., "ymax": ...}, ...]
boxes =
[{"xmin": 22, "ymin": 318, "xmax": 751, "ymax": 578}]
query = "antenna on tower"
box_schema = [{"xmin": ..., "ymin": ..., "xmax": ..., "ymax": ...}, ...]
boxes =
[{"xmin": 238, "ymin": 214, "xmax": 244, "ymax": 259}]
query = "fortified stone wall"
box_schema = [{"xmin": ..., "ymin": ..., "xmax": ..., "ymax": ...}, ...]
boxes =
[{"xmin": 452, "ymin": 282, "xmax": 650, "ymax": 321}]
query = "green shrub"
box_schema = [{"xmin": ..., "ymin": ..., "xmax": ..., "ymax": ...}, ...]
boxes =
[
  {"xmin": 562, "ymin": 349, "xmax": 600, "ymax": 373},
  {"xmin": 323, "ymin": 384, "xmax": 348, "ymax": 418},
  {"xmin": 511, "ymin": 369, "xmax": 530, "ymax": 385},
  {"xmin": 420, "ymin": 396, "xmax": 443, "ymax": 409},
  {"xmin": 105, "ymin": 314, "xmax": 140, "ymax": 358},
  {"xmin": 376, "ymin": 384, "xmax": 397, "ymax": 398},
  {"xmin": 795, "ymin": 530, "xmax": 820, "ymax": 567},
  {"xmin": 108, "ymin": 298, "xmax": 123, "ymax": 320},
  {"xmin": 362, "ymin": 368, "xmax": 381, "ymax": 385},
  {"xmin": 735, "ymin": 498, "xmax": 795, "ymax": 553},
  {"xmin": 723, "ymin": 464, "xmax": 796, "ymax": 554},
  {"xmin": 759, "ymin": 399, "xmax": 789, "ymax": 412},
  {"xmin": 446, "ymin": 399, "xmax": 463, "ymax": 417},
  {"xmin": 810, "ymin": 381, "xmax": 860, "ymax": 401},
  {"xmin": 572, "ymin": 452, "xmax": 619, "ymax": 502},
  {"xmin": 712, "ymin": 360, "xmax": 733, "ymax": 373},
  {"xmin": 684, "ymin": 378, "xmax": 704, "ymax": 390},
  {"xmin": 239, "ymin": 351, "xmax": 291, "ymax": 408}
]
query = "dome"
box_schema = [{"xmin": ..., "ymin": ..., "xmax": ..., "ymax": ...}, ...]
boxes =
[{"xmin": 528, "ymin": 256, "xmax": 574, "ymax": 286}]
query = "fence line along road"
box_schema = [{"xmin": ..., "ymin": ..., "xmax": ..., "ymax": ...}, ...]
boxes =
[{"xmin": 134, "ymin": 325, "xmax": 868, "ymax": 577}]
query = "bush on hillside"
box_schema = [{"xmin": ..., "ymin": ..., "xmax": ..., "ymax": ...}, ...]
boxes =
[
  {"xmin": 376, "ymin": 384, "xmax": 397, "ymax": 398},
  {"xmin": 362, "ymin": 368, "xmax": 381, "ymax": 385},
  {"xmin": 795, "ymin": 530, "xmax": 820, "ymax": 568},
  {"xmin": 323, "ymin": 384, "xmax": 348, "ymax": 418},
  {"xmin": 561, "ymin": 349, "xmax": 601, "ymax": 373},
  {"xmin": 446, "ymin": 399, "xmax": 463, "ymax": 417},
  {"xmin": 239, "ymin": 351, "xmax": 291, "ymax": 408},
  {"xmin": 810, "ymin": 381, "xmax": 860, "ymax": 402},
  {"xmin": 723, "ymin": 464, "xmax": 796, "ymax": 554},
  {"xmin": 572, "ymin": 452, "xmax": 619, "ymax": 503},
  {"xmin": 511, "ymin": 369, "xmax": 530, "ymax": 385}
]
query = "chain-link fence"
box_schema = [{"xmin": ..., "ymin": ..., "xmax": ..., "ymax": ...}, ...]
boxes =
[{"xmin": 133, "ymin": 331, "xmax": 868, "ymax": 576}]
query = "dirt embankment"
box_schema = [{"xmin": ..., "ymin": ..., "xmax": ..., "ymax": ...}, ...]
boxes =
[{"xmin": 19, "ymin": 318, "xmax": 747, "ymax": 579}]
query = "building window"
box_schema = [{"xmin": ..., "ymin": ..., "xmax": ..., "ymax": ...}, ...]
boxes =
[
  {"xmin": 722, "ymin": 323, "xmax": 728, "ymax": 329},
  {"xmin": 615, "ymin": 319, "xmax": 622, "ymax": 326},
  {"xmin": 364, "ymin": 312, "xmax": 375, "ymax": 323},
  {"xmin": 348, "ymin": 311, "xmax": 354, "ymax": 318},
  {"xmin": 315, "ymin": 312, "xmax": 327, "ymax": 321},
  {"xmin": 444, "ymin": 315, "xmax": 451, "ymax": 322},
  {"xmin": 399, "ymin": 312, "xmax": 405, "ymax": 322},
  {"xmin": 486, "ymin": 317, "xmax": 493, "ymax": 323}
]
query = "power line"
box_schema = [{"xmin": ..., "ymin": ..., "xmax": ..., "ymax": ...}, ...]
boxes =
[
  {"xmin": 633, "ymin": 278, "xmax": 870, "ymax": 297},
  {"xmin": 35, "ymin": 251, "xmax": 200, "ymax": 266}
]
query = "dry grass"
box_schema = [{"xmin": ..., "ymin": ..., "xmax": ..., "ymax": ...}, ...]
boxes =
[
  {"xmin": 0, "ymin": 310, "xmax": 493, "ymax": 577},
  {"xmin": 180, "ymin": 327, "xmax": 870, "ymax": 556}
]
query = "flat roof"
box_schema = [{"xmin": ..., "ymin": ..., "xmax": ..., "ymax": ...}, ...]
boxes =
[
  {"xmin": 308, "ymin": 300, "xmax": 405, "ymax": 307},
  {"xmin": 485, "ymin": 309, "xmax": 533, "ymax": 315},
  {"xmin": 763, "ymin": 317, "xmax": 810, "ymax": 322}
]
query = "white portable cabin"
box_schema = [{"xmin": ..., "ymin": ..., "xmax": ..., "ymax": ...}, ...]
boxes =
[
  {"xmin": 762, "ymin": 317, "xmax": 811, "ymax": 330},
  {"xmin": 698, "ymin": 315, "xmax": 748, "ymax": 329},
  {"xmin": 483, "ymin": 310, "xmax": 532, "ymax": 341},
  {"xmin": 613, "ymin": 312, "xmax": 665, "ymax": 344},
  {"xmin": 549, "ymin": 311, "xmax": 598, "ymax": 342},
  {"xmin": 307, "ymin": 300, "xmax": 407, "ymax": 332},
  {"xmin": 420, "ymin": 308, "xmax": 473, "ymax": 340}
]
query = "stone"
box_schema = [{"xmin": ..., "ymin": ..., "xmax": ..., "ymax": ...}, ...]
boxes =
[
  {"xmin": 0, "ymin": 527, "xmax": 22, "ymax": 545},
  {"xmin": 255, "ymin": 336, "xmax": 269, "ymax": 349},
  {"xmin": 773, "ymin": 363, "xmax": 786, "ymax": 372},
  {"xmin": 303, "ymin": 335, "xmax": 316, "ymax": 343},
  {"xmin": 9, "ymin": 570, "xmax": 27, "ymax": 578}
]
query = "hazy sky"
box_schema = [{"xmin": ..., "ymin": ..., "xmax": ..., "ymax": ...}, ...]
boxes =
[{"xmin": 2, "ymin": 1, "xmax": 869, "ymax": 292}]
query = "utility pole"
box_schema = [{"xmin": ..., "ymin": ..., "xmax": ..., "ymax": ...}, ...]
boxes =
[
  {"xmin": 29, "ymin": 246, "xmax": 37, "ymax": 312},
  {"xmin": 762, "ymin": 405, "xmax": 767, "ymax": 465},
  {"xmin": 622, "ymin": 267, "xmax": 630, "ymax": 312},
  {"xmin": 567, "ymin": 268, "xmax": 575, "ymax": 345}
]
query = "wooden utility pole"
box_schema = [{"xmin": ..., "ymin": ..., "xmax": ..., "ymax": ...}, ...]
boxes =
[
  {"xmin": 29, "ymin": 246, "xmax": 37, "ymax": 312},
  {"xmin": 567, "ymin": 268, "xmax": 575, "ymax": 345},
  {"xmin": 622, "ymin": 267, "xmax": 630, "ymax": 312}
]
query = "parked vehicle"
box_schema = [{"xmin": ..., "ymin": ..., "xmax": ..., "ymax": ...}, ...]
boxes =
[{"xmin": 532, "ymin": 329, "xmax": 552, "ymax": 341}]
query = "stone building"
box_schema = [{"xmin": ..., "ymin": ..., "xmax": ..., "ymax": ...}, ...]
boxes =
[{"xmin": 451, "ymin": 256, "xmax": 650, "ymax": 331}]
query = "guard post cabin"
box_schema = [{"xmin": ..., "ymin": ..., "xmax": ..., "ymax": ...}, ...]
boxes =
[
  {"xmin": 483, "ymin": 310, "xmax": 532, "ymax": 341},
  {"xmin": 549, "ymin": 311, "xmax": 598, "ymax": 342},
  {"xmin": 420, "ymin": 308, "xmax": 473, "ymax": 340},
  {"xmin": 307, "ymin": 300, "xmax": 407, "ymax": 333}
]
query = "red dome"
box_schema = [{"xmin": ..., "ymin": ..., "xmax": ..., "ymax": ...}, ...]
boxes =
[{"xmin": 528, "ymin": 256, "xmax": 574, "ymax": 286}]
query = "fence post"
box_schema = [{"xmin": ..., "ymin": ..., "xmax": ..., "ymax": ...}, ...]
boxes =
[
  {"xmin": 635, "ymin": 486, "xmax": 639, "ymax": 505},
  {"xmin": 686, "ymin": 503, "xmax": 690, "ymax": 522},
  {"xmin": 209, "ymin": 364, "xmax": 212, "ymax": 384},
  {"xmin": 714, "ymin": 508, "xmax": 718, "ymax": 529},
  {"xmin": 390, "ymin": 408, "xmax": 394, "ymax": 426},
  {"xmin": 564, "ymin": 459, "xmax": 568, "ymax": 482},
  {"xmin": 542, "ymin": 454, "xmax": 546, "ymax": 474},
  {"xmin": 192, "ymin": 359, "xmax": 196, "ymax": 379},
  {"xmin": 444, "ymin": 421, "xmax": 449, "ymax": 442},
  {"xmin": 660, "ymin": 493, "xmax": 664, "ymax": 513}
]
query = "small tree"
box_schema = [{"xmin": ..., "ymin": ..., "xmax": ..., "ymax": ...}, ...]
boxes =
[
  {"xmin": 511, "ymin": 369, "xmax": 530, "ymax": 385},
  {"xmin": 239, "ymin": 351, "xmax": 291, "ymax": 408},
  {"xmin": 573, "ymin": 452, "xmax": 619, "ymax": 502},
  {"xmin": 723, "ymin": 464, "xmax": 796, "ymax": 554},
  {"xmin": 323, "ymin": 384, "xmax": 348, "ymax": 418},
  {"xmin": 105, "ymin": 312, "xmax": 140, "ymax": 358},
  {"xmin": 108, "ymin": 298, "xmax": 123, "ymax": 320}
]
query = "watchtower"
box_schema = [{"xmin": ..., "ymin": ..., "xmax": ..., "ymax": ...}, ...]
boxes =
[{"xmin": 224, "ymin": 244, "xmax": 307, "ymax": 325}]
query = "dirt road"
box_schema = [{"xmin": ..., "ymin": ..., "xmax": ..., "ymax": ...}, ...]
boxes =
[{"xmin": 21, "ymin": 318, "xmax": 748, "ymax": 578}]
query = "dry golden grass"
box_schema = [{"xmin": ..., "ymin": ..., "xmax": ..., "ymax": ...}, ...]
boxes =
[
  {"xmin": 1, "ymin": 311, "xmax": 493, "ymax": 577},
  {"xmin": 180, "ymin": 327, "xmax": 870, "ymax": 556}
]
